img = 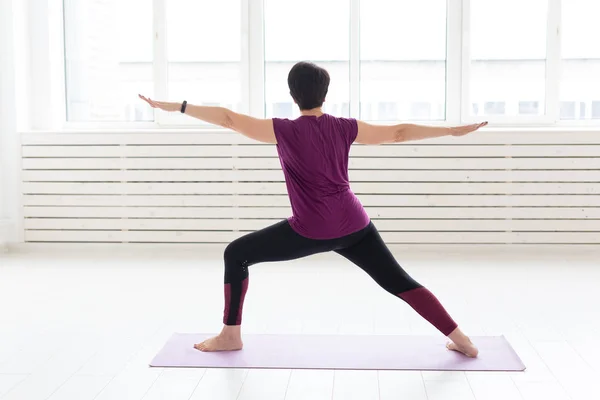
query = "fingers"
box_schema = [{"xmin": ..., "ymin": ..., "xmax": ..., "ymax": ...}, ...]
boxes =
[
  {"xmin": 466, "ymin": 121, "xmax": 488, "ymax": 132},
  {"xmin": 139, "ymin": 94, "xmax": 158, "ymax": 107},
  {"xmin": 138, "ymin": 94, "xmax": 167, "ymax": 110},
  {"xmin": 451, "ymin": 121, "xmax": 488, "ymax": 136},
  {"xmin": 138, "ymin": 94, "xmax": 156, "ymax": 108}
]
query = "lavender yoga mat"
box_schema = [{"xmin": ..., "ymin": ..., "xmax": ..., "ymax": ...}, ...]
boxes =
[{"xmin": 149, "ymin": 333, "xmax": 525, "ymax": 371}]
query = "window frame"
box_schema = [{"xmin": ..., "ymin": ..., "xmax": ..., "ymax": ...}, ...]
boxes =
[{"xmin": 36, "ymin": 0, "xmax": 600, "ymax": 130}]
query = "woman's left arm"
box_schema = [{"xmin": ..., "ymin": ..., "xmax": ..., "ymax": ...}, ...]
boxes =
[{"xmin": 139, "ymin": 95, "xmax": 276, "ymax": 144}]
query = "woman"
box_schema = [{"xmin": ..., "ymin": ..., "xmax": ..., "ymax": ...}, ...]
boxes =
[{"xmin": 139, "ymin": 61, "xmax": 486, "ymax": 357}]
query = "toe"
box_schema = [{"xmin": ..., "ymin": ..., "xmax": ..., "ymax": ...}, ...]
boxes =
[{"xmin": 194, "ymin": 342, "xmax": 207, "ymax": 350}]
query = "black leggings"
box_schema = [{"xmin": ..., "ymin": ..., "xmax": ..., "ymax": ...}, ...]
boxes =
[{"xmin": 222, "ymin": 220, "xmax": 458, "ymax": 336}]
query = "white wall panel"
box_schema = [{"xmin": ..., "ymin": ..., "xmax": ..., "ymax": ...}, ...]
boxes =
[{"xmin": 20, "ymin": 130, "xmax": 600, "ymax": 244}]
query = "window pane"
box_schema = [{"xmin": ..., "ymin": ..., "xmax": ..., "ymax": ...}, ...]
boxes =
[
  {"xmin": 579, "ymin": 102, "xmax": 587, "ymax": 119},
  {"xmin": 518, "ymin": 101, "xmax": 540, "ymax": 115},
  {"xmin": 469, "ymin": 0, "xmax": 547, "ymax": 118},
  {"xmin": 361, "ymin": 103, "xmax": 374, "ymax": 120},
  {"xmin": 64, "ymin": 0, "xmax": 153, "ymax": 122},
  {"xmin": 264, "ymin": 0, "xmax": 350, "ymax": 118},
  {"xmin": 377, "ymin": 102, "xmax": 399, "ymax": 120},
  {"xmin": 166, "ymin": 0, "xmax": 241, "ymax": 119},
  {"xmin": 592, "ymin": 102, "xmax": 600, "ymax": 119},
  {"xmin": 273, "ymin": 102, "xmax": 294, "ymax": 118},
  {"xmin": 560, "ymin": 101, "xmax": 576, "ymax": 120},
  {"xmin": 410, "ymin": 102, "xmax": 433, "ymax": 120},
  {"xmin": 360, "ymin": 0, "xmax": 446, "ymax": 121},
  {"xmin": 484, "ymin": 102, "xmax": 506, "ymax": 116},
  {"xmin": 560, "ymin": 0, "xmax": 600, "ymax": 120}
]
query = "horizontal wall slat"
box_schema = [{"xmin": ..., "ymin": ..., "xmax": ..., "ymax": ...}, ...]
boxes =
[
  {"xmin": 22, "ymin": 194, "xmax": 600, "ymax": 207},
  {"xmin": 21, "ymin": 133, "xmax": 253, "ymax": 145},
  {"xmin": 23, "ymin": 195, "xmax": 242, "ymax": 207},
  {"xmin": 21, "ymin": 157, "xmax": 600, "ymax": 170},
  {"xmin": 21, "ymin": 170, "xmax": 600, "ymax": 182},
  {"xmin": 22, "ymin": 145, "xmax": 277, "ymax": 158},
  {"xmin": 21, "ymin": 182, "xmax": 600, "ymax": 195},
  {"xmin": 23, "ymin": 230, "xmax": 600, "ymax": 244},
  {"xmin": 22, "ymin": 158, "xmax": 237, "ymax": 170},
  {"xmin": 23, "ymin": 206, "xmax": 292, "ymax": 219},
  {"xmin": 24, "ymin": 218, "xmax": 279, "ymax": 231},
  {"xmin": 23, "ymin": 206, "xmax": 600, "ymax": 220},
  {"xmin": 23, "ymin": 218, "xmax": 600, "ymax": 232},
  {"xmin": 352, "ymin": 145, "xmax": 600, "ymax": 158},
  {"xmin": 22, "ymin": 144, "xmax": 600, "ymax": 158},
  {"xmin": 21, "ymin": 170, "xmax": 286, "ymax": 182},
  {"xmin": 20, "ymin": 131, "xmax": 600, "ymax": 145}
]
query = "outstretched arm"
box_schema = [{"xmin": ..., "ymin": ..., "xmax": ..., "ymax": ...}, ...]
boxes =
[
  {"xmin": 355, "ymin": 120, "xmax": 488, "ymax": 145},
  {"xmin": 139, "ymin": 95, "xmax": 276, "ymax": 144}
]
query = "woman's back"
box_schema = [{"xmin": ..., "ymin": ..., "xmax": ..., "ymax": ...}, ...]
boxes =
[{"xmin": 273, "ymin": 114, "xmax": 370, "ymax": 239}]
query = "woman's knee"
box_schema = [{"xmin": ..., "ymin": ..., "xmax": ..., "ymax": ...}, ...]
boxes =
[
  {"xmin": 393, "ymin": 277, "xmax": 422, "ymax": 295},
  {"xmin": 223, "ymin": 239, "xmax": 249, "ymax": 281},
  {"xmin": 224, "ymin": 240, "xmax": 239, "ymax": 263},
  {"xmin": 377, "ymin": 273, "xmax": 421, "ymax": 295}
]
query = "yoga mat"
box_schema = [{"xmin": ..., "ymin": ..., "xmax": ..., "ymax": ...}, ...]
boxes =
[{"xmin": 149, "ymin": 334, "xmax": 525, "ymax": 371}]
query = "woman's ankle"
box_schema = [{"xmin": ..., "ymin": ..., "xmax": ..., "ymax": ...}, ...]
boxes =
[
  {"xmin": 220, "ymin": 324, "xmax": 242, "ymax": 338},
  {"xmin": 447, "ymin": 327, "xmax": 469, "ymax": 343}
]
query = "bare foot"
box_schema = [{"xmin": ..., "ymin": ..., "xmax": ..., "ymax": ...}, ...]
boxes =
[
  {"xmin": 446, "ymin": 339, "xmax": 479, "ymax": 358},
  {"xmin": 446, "ymin": 327, "xmax": 479, "ymax": 357},
  {"xmin": 194, "ymin": 334, "xmax": 243, "ymax": 352}
]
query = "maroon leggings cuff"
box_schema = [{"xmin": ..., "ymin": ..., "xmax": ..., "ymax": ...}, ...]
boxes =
[{"xmin": 398, "ymin": 287, "xmax": 458, "ymax": 336}]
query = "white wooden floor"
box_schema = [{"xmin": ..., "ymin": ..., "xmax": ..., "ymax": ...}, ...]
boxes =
[{"xmin": 1, "ymin": 246, "xmax": 599, "ymax": 400}]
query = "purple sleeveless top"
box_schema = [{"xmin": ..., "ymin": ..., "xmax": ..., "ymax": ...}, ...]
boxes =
[{"xmin": 272, "ymin": 114, "xmax": 370, "ymax": 239}]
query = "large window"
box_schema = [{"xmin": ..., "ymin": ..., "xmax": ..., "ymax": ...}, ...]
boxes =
[
  {"xmin": 59, "ymin": 0, "xmax": 600, "ymax": 126},
  {"xmin": 360, "ymin": 0, "xmax": 446, "ymax": 121},
  {"xmin": 264, "ymin": 0, "xmax": 350, "ymax": 119}
]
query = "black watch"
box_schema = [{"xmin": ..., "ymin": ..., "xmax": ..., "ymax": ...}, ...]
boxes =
[{"xmin": 180, "ymin": 100, "xmax": 187, "ymax": 113}]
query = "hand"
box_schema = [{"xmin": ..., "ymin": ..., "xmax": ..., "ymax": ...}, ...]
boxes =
[
  {"xmin": 138, "ymin": 94, "xmax": 181, "ymax": 112},
  {"xmin": 449, "ymin": 121, "xmax": 488, "ymax": 136}
]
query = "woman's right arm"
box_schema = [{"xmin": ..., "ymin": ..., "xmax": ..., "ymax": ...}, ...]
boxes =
[{"xmin": 355, "ymin": 120, "xmax": 488, "ymax": 145}]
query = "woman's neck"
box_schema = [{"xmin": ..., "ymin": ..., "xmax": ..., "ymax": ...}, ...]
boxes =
[{"xmin": 300, "ymin": 108, "xmax": 324, "ymax": 117}]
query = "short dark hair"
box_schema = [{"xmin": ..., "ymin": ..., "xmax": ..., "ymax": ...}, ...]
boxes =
[{"xmin": 287, "ymin": 61, "xmax": 330, "ymax": 110}]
